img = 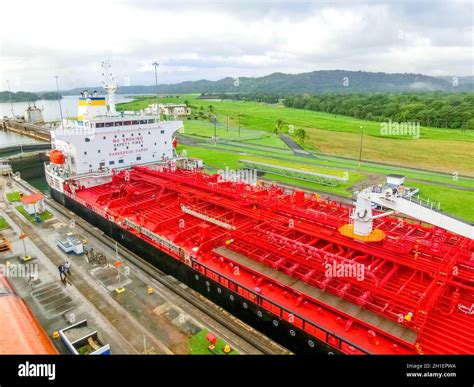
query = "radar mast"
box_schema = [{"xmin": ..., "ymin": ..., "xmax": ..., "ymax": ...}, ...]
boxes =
[{"xmin": 101, "ymin": 60, "xmax": 118, "ymax": 116}]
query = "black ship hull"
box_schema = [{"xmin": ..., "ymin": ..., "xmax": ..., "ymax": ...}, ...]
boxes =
[{"xmin": 50, "ymin": 187, "xmax": 343, "ymax": 355}]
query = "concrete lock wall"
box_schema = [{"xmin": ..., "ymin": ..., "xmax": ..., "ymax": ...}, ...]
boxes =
[{"xmin": 9, "ymin": 153, "xmax": 49, "ymax": 181}]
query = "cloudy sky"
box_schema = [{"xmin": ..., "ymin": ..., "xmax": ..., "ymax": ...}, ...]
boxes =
[{"xmin": 0, "ymin": 0, "xmax": 472, "ymax": 91}]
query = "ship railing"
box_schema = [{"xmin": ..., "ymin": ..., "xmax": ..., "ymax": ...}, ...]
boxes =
[
  {"xmin": 193, "ymin": 259, "xmax": 372, "ymax": 354},
  {"xmin": 405, "ymin": 194, "xmax": 442, "ymax": 212}
]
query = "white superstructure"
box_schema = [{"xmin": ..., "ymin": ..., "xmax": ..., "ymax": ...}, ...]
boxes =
[
  {"xmin": 25, "ymin": 105, "xmax": 45, "ymax": 124},
  {"xmin": 45, "ymin": 61, "xmax": 183, "ymax": 193}
]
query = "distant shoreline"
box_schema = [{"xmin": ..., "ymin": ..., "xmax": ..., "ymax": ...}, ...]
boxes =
[{"xmin": 0, "ymin": 91, "xmax": 62, "ymax": 103}]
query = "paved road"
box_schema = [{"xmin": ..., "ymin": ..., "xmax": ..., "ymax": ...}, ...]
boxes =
[{"xmin": 279, "ymin": 134, "xmax": 314, "ymax": 158}]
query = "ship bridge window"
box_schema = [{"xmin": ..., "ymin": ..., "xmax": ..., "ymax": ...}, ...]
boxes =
[
  {"xmin": 132, "ymin": 120, "xmax": 139, "ymax": 125},
  {"xmin": 85, "ymin": 138, "xmax": 91, "ymax": 142},
  {"xmin": 105, "ymin": 122, "xmax": 114, "ymax": 127},
  {"xmin": 147, "ymin": 119, "xmax": 155, "ymax": 124},
  {"xmin": 136, "ymin": 156, "xmax": 141, "ymax": 161},
  {"xmin": 124, "ymin": 121, "xmax": 132, "ymax": 126},
  {"xmin": 96, "ymin": 123, "xmax": 105, "ymax": 128},
  {"xmin": 119, "ymin": 159, "xmax": 124, "ymax": 164},
  {"xmin": 140, "ymin": 120, "xmax": 147, "ymax": 124},
  {"xmin": 109, "ymin": 160, "xmax": 115, "ymax": 165},
  {"xmin": 160, "ymin": 130, "xmax": 164, "ymax": 134},
  {"xmin": 115, "ymin": 121, "xmax": 123, "ymax": 126}
]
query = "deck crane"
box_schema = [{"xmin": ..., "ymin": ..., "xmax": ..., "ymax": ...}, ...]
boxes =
[{"xmin": 340, "ymin": 185, "xmax": 474, "ymax": 241}]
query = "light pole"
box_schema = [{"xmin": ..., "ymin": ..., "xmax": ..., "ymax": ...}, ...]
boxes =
[
  {"xmin": 358, "ymin": 126, "xmax": 364, "ymax": 167},
  {"xmin": 54, "ymin": 76, "xmax": 64, "ymax": 123},
  {"xmin": 152, "ymin": 61, "xmax": 159, "ymax": 116},
  {"xmin": 6, "ymin": 80, "xmax": 15, "ymax": 118}
]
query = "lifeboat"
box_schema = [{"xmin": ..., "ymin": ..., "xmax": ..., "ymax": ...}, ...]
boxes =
[
  {"xmin": 50, "ymin": 149, "xmax": 65, "ymax": 164},
  {"xmin": 0, "ymin": 276, "xmax": 57, "ymax": 354}
]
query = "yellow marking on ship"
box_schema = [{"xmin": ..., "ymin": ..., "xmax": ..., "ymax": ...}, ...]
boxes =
[{"xmin": 78, "ymin": 99, "xmax": 106, "ymax": 106}]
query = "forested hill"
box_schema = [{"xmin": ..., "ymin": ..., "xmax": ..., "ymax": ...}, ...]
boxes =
[
  {"xmin": 61, "ymin": 70, "xmax": 473, "ymax": 96},
  {"xmin": 0, "ymin": 91, "xmax": 61, "ymax": 102}
]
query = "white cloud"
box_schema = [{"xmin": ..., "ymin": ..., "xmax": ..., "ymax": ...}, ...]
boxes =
[{"xmin": 0, "ymin": 0, "xmax": 472, "ymax": 91}]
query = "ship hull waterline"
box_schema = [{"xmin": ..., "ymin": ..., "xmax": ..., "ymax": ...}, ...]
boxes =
[{"xmin": 50, "ymin": 187, "xmax": 343, "ymax": 355}]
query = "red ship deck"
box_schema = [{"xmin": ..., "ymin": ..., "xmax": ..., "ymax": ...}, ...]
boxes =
[{"xmin": 68, "ymin": 166, "xmax": 474, "ymax": 354}]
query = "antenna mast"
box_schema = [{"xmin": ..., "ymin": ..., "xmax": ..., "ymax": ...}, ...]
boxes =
[
  {"xmin": 101, "ymin": 60, "xmax": 118, "ymax": 116},
  {"xmin": 152, "ymin": 61, "xmax": 159, "ymax": 117},
  {"xmin": 54, "ymin": 75, "xmax": 64, "ymax": 123}
]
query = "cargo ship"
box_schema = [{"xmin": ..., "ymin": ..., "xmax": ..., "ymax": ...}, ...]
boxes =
[{"xmin": 45, "ymin": 62, "xmax": 474, "ymax": 354}]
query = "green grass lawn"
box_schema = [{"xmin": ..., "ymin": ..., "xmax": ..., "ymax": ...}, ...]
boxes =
[
  {"xmin": 118, "ymin": 94, "xmax": 474, "ymax": 174},
  {"xmin": 15, "ymin": 206, "xmax": 53, "ymax": 222},
  {"xmin": 180, "ymin": 145, "xmax": 241, "ymax": 170},
  {"xmin": 6, "ymin": 192, "xmax": 22, "ymax": 202},
  {"xmin": 405, "ymin": 180, "xmax": 474, "ymax": 223},
  {"xmin": 178, "ymin": 144, "xmax": 364, "ymax": 197},
  {"xmin": 189, "ymin": 329, "xmax": 239, "ymax": 355},
  {"xmin": 0, "ymin": 217, "xmax": 10, "ymax": 230},
  {"xmin": 182, "ymin": 119, "xmax": 266, "ymax": 141},
  {"xmin": 182, "ymin": 132, "xmax": 474, "ymax": 190}
]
